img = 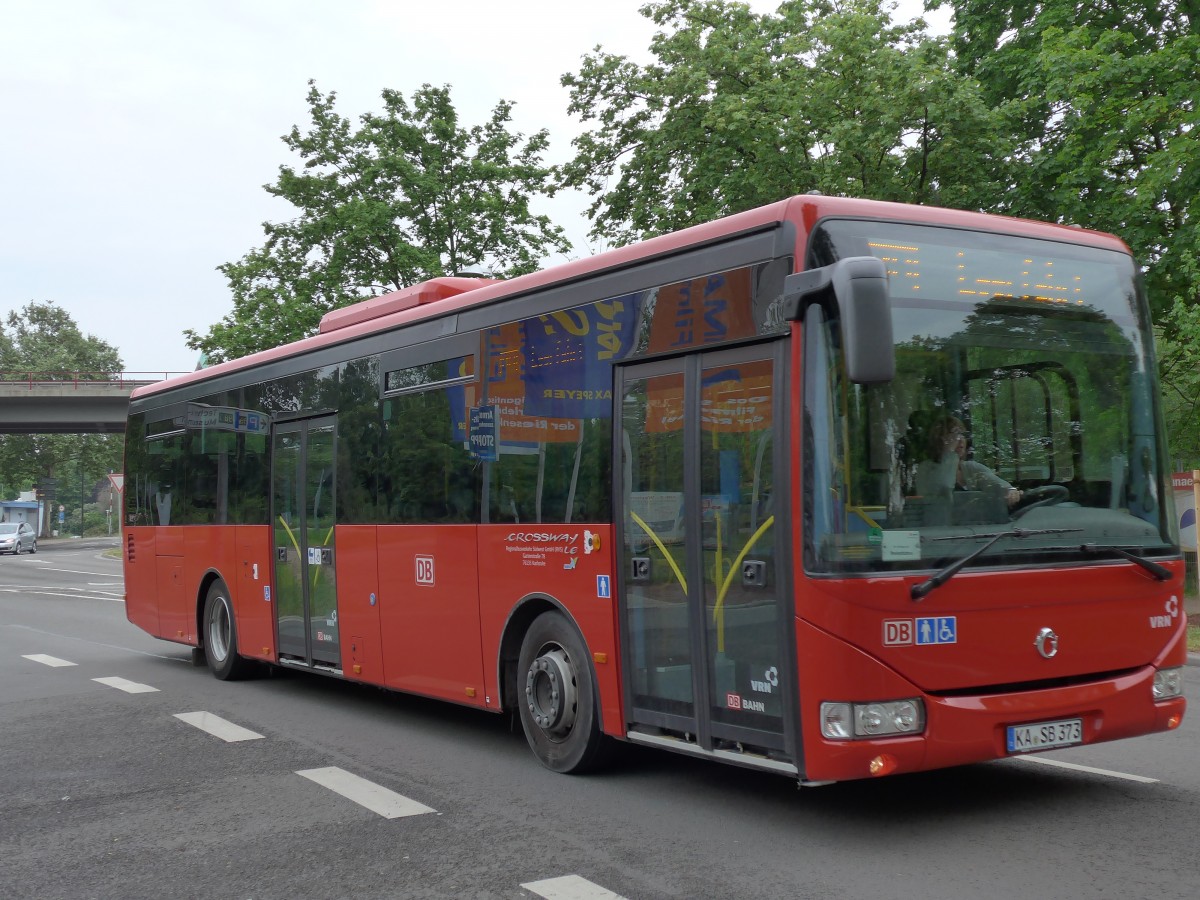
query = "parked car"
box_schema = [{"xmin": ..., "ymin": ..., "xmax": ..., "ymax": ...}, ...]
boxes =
[{"xmin": 0, "ymin": 522, "xmax": 37, "ymax": 554}]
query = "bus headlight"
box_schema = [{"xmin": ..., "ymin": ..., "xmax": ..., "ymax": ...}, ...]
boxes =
[
  {"xmin": 1152, "ymin": 667, "xmax": 1183, "ymax": 701},
  {"xmin": 821, "ymin": 699, "xmax": 925, "ymax": 740}
]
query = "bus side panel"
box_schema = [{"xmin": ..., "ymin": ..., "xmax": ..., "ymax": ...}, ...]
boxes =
[
  {"xmin": 183, "ymin": 525, "xmax": 239, "ymax": 646},
  {"xmin": 377, "ymin": 525, "xmax": 487, "ymax": 707},
  {"xmin": 156, "ymin": 526, "xmax": 190, "ymax": 644},
  {"xmin": 476, "ymin": 525, "xmax": 623, "ymax": 738},
  {"xmin": 334, "ymin": 525, "xmax": 384, "ymax": 684},
  {"xmin": 124, "ymin": 526, "xmax": 160, "ymax": 638},
  {"xmin": 234, "ymin": 524, "xmax": 275, "ymax": 662}
]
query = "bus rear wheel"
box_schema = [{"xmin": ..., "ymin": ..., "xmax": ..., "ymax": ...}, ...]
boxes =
[
  {"xmin": 517, "ymin": 610, "xmax": 608, "ymax": 774},
  {"xmin": 202, "ymin": 582, "xmax": 253, "ymax": 681}
]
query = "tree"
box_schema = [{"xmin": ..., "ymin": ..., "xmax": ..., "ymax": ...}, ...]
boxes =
[
  {"xmin": 559, "ymin": 0, "xmax": 1011, "ymax": 245},
  {"xmin": 186, "ymin": 82, "xmax": 571, "ymax": 363},
  {"xmin": 0, "ymin": 302, "xmax": 124, "ymax": 532}
]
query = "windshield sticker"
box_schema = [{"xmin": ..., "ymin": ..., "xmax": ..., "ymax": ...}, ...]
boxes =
[{"xmin": 882, "ymin": 530, "xmax": 921, "ymax": 561}]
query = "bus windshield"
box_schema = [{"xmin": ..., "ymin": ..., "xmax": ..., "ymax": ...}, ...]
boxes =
[{"xmin": 804, "ymin": 219, "xmax": 1176, "ymax": 574}]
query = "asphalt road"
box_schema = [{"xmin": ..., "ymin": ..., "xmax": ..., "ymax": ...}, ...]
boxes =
[{"xmin": 2, "ymin": 539, "xmax": 1199, "ymax": 899}]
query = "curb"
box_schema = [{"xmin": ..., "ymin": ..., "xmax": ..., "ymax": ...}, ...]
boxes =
[{"xmin": 1188, "ymin": 653, "xmax": 1200, "ymax": 669}]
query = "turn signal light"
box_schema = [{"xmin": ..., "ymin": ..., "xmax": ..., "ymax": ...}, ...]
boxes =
[{"xmin": 1167, "ymin": 715, "xmax": 1181, "ymax": 730}]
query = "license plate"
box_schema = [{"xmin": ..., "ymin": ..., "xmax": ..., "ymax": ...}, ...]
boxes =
[{"xmin": 1006, "ymin": 718, "xmax": 1083, "ymax": 754}]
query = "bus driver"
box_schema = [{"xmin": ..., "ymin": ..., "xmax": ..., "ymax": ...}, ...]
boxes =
[{"xmin": 914, "ymin": 415, "xmax": 1023, "ymax": 509}]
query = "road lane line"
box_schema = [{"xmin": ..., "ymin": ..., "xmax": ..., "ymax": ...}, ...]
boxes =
[
  {"xmin": 295, "ymin": 767, "xmax": 435, "ymax": 819},
  {"xmin": 34, "ymin": 567, "xmax": 122, "ymax": 577},
  {"xmin": 174, "ymin": 711, "xmax": 264, "ymax": 742},
  {"xmin": 92, "ymin": 676, "xmax": 160, "ymax": 694},
  {"xmin": 7, "ymin": 623, "xmax": 189, "ymax": 662},
  {"xmin": 22, "ymin": 654, "xmax": 76, "ymax": 667},
  {"xmin": 521, "ymin": 875, "xmax": 628, "ymax": 900},
  {"xmin": 1013, "ymin": 755, "xmax": 1159, "ymax": 783},
  {"xmin": 7, "ymin": 589, "xmax": 121, "ymax": 601}
]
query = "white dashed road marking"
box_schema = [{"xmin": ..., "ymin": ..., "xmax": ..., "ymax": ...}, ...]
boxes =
[
  {"xmin": 521, "ymin": 875, "xmax": 628, "ymax": 900},
  {"xmin": 295, "ymin": 766, "xmax": 436, "ymax": 819},
  {"xmin": 22, "ymin": 654, "xmax": 76, "ymax": 667},
  {"xmin": 92, "ymin": 676, "xmax": 159, "ymax": 694},
  {"xmin": 174, "ymin": 711, "xmax": 264, "ymax": 742},
  {"xmin": 1013, "ymin": 755, "xmax": 1159, "ymax": 783}
]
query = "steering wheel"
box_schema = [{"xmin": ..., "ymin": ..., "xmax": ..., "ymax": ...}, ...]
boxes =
[{"xmin": 1010, "ymin": 484, "xmax": 1069, "ymax": 520}]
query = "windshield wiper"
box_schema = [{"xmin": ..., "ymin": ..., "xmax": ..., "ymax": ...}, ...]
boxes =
[
  {"xmin": 1000, "ymin": 542, "xmax": 1173, "ymax": 582},
  {"xmin": 1080, "ymin": 543, "xmax": 1172, "ymax": 581},
  {"xmin": 911, "ymin": 528, "xmax": 1083, "ymax": 602}
]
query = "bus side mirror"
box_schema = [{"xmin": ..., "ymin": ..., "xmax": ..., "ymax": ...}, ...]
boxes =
[{"xmin": 782, "ymin": 256, "xmax": 895, "ymax": 384}]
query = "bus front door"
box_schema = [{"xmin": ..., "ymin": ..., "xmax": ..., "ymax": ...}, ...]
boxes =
[
  {"xmin": 271, "ymin": 416, "xmax": 340, "ymax": 669},
  {"xmin": 615, "ymin": 344, "xmax": 794, "ymax": 765}
]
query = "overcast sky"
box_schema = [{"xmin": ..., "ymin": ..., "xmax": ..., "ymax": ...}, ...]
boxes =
[{"xmin": 1, "ymin": 0, "xmax": 948, "ymax": 376}]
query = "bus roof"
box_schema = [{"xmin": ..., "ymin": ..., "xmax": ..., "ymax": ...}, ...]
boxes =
[{"xmin": 133, "ymin": 194, "xmax": 1130, "ymax": 401}]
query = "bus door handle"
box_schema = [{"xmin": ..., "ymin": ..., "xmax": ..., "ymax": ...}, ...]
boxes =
[
  {"xmin": 631, "ymin": 557, "xmax": 651, "ymax": 582},
  {"xmin": 742, "ymin": 560, "xmax": 767, "ymax": 588}
]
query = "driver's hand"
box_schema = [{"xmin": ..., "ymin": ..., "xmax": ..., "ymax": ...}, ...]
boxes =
[{"xmin": 1006, "ymin": 488, "xmax": 1023, "ymax": 508}]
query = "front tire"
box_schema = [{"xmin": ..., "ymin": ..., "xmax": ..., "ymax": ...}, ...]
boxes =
[
  {"xmin": 202, "ymin": 582, "xmax": 253, "ymax": 680},
  {"xmin": 517, "ymin": 610, "xmax": 609, "ymax": 774}
]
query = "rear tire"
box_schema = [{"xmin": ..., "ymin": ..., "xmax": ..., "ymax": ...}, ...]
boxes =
[
  {"xmin": 516, "ymin": 610, "xmax": 610, "ymax": 774},
  {"xmin": 28, "ymin": 541, "xmax": 36, "ymax": 554},
  {"xmin": 202, "ymin": 582, "xmax": 254, "ymax": 681}
]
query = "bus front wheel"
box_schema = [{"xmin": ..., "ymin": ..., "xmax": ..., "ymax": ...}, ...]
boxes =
[
  {"xmin": 517, "ymin": 610, "xmax": 608, "ymax": 774},
  {"xmin": 202, "ymin": 582, "xmax": 253, "ymax": 681}
]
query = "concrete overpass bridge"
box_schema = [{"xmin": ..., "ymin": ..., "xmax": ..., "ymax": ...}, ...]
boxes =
[{"xmin": 0, "ymin": 372, "xmax": 187, "ymax": 434}]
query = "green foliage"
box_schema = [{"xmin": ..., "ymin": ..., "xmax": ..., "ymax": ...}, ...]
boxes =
[
  {"xmin": 1157, "ymin": 299, "xmax": 1200, "ymax": 464},
  {"xmin": 560, "ymin": 0, "xmax": 1011, "ymax": 244},
  {"xmin": 186, "ymin": 82, "xmax": 570, "ymax": 363},
  {"xmin": 0, "ymin": 302, "xmax": 124, "ymax": 529},
  {"xmin": 1, "ymin": 301, "xmax": 122, "ymax": 375}
]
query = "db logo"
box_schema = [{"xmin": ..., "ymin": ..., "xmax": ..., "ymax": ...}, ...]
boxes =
[
  {"xmin": 883, "ymin": 619, "xmax": 914, "ymax": 646},
  {"xmin": 726, "ymin": 692, "xmax": 742, "ymax": 710},
  {"xmin": 415, "ymin": 555, "xmax": 435, "ymax": 586},
  {"xmin": 583, "ymin": 530, "xmax": 601, "ymax": 554}
]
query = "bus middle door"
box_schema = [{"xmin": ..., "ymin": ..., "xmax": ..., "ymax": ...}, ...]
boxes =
[
  {"xmin": 615, "ymin": 343, "xmax": 795, "ymax": 766},
  {"xmin": 271, "ymin": 415, "xmax": 341, "ymax": 670}
]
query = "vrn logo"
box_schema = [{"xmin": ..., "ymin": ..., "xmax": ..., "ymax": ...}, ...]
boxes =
[
  {"xmin": 1150, "ymin": 596, "xmax": 1180, "ymax": 629},
  {"xmin": 751, "ymin": 666, "xmax": 779, "ymax": 694}
]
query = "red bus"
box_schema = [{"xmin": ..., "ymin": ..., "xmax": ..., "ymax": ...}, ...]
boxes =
[{"xmin": 123, "ymin": 194, "xmax": 1187, "ymax": 782}]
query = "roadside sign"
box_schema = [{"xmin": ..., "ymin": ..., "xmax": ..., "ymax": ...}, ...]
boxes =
[{"xmin": 107, "ymin": 473, "xmax": 125, "ymax": 493}]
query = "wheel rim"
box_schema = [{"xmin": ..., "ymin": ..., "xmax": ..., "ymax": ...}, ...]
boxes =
[
  {"xmin": 208, "ymin": 596, "xmax": 231, "ymax": 662},
  {"xmin": 525, "ymin": 646, "xmax": 578, "ymax": 740}
]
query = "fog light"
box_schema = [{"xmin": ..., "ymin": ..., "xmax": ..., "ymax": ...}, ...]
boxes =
[
  {"xmin": 869, "ymin": 754, "xmax": 898, "ymax": 776},
  {"xmin": 1152, "ymin": 667, "xmax": 1183, "ymax": 701}
]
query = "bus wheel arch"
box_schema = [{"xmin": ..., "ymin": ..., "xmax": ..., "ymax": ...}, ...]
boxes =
[
  {"xmin": 506, "ymin": 599, "xmax": 609, "ymax": 773},
  {"xmin": 200, "ymin": 576, "xmax": 253, "ymax": 680}
]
